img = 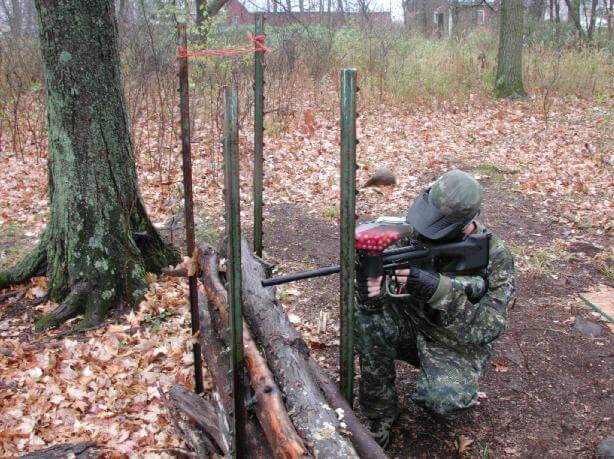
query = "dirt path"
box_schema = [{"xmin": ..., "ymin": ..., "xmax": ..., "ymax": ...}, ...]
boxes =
[{"xmin": 263, "ymin": 175, "xmax": 613, "ymax": 458}]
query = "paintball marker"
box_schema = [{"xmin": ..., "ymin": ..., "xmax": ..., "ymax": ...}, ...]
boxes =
[{"xmin": 261, "ymin": 217, "xmax": 491, "ymax": 289}]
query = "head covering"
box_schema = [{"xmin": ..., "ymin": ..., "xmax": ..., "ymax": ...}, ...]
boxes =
[{"xmin": 406, "ymin": 170, "xmax": 483, "ymax": 240}]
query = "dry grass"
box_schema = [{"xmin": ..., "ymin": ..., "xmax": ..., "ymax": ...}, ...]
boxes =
[{"xmin": 0, "ymin": 24, "xmax": 611, "ymax": 159}]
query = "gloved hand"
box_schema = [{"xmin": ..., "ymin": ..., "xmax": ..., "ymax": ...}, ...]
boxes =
[{"xmin": 395, "ymin": 268, "xmax": 440, "ymax": 302}]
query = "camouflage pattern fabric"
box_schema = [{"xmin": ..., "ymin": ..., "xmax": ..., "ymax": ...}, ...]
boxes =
[
  {"xmin": 356, "ymin": 221, "xmax": 515, "ymax": 421},
  {"xmin": 429, "ymin": 170, "xmax": 483, "ymax": 221}
]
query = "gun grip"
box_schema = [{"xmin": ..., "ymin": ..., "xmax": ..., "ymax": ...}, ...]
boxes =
[
  {"xmin": 356, "ymin": 253, "xmax": 383, "ymax": 302},
  {"xmin": 361, "ymin": 253, "xmax": 383, "ymax": 278}
]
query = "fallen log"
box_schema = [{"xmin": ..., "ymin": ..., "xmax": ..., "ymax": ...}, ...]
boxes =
[
  {"xmin": 21, "ymin": 442, "xmax": 96, "ymax": 459},
  {"xmin": 159, "ymin": 386, "xmax": 213, "ymax": 458},
  {"xmin": 203, "ymin": 241, "xmax": 359, "ymax": 458},
  {"xmin": 197, "ymin": 293, "xmax": 233, "ymax": 448},
  {"xmin": 307, "ymin": 359, "xmax": 388, "ymax": 459},
  {"xmin": 199, "ymin": 246, "xmax": 309, "ymax": 458},
  {"xmin": 232, "ymin": 239, "xmax": 387, "ymax": 457},
  {"xmin": 168, "ymin": 385, "xmax": 228, "ymax": 456},
  {"xmin": 161, "ymin": 266, "xmax": 188, "ymax": 277},
  {"xmin": 243, "ymin": 325, "xmax": 310, "ymax": 458},
  {"xmin": 198, "ymin": 296, "xmax": 273, "ymax": 459}
]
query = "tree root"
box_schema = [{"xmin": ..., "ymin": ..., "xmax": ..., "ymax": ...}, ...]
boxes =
[
  {"xmin": 35, "ymin": 281, "xmax": 90, "ymax": 331},
  {"xmin": 81, "ymin": 289, "xmax": 119, "ymax": 329},
  {"xmin": 2, "ymin": 215, "xmax": 177, "ymax": 331},
  {"xmin": 0, "ymin": 287, "xmax": 27, "ymax": 303},
  {"xmin": 0, "ymin": 236, "xmax": 47, "ymax": 290},
  {"xmin": 132, "ymin": 199, "xmax": 180, "ymax": 273}
]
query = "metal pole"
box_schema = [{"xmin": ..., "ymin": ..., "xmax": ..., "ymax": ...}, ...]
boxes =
[
  {"xmin": 177, "ymin": 21, "xmax": 204, "ymax": 395},
  {"xmin": 253, "ymin": 13, "xmax": 265, "ymax": 257},
  {"xmin": 339, "ymin": 68, "xmax": 357, "ymax": 402},
  {"xmin": 223, "ymin": 84, "xmax": 246, "ymax": 457}
]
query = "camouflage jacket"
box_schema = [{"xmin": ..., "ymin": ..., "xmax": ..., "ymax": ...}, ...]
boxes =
[{"xmin": 359, "ymin": 221, "xmax": 516, "ymax": 360}]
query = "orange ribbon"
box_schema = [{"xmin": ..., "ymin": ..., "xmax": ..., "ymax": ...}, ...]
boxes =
[{"xmin": 177, "ymin": 32, "xmax": 267, "ymax": 59}]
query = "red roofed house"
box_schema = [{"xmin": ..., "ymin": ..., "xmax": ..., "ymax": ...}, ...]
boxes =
[{"xmin": 225, "ymin": 0, "xmax": 393, "ymax": 27}]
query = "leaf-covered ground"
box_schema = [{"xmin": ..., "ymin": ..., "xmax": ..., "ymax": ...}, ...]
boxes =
[{"xmin": 0, "ymin": 95, "xmax": 612, "ymax": 456}]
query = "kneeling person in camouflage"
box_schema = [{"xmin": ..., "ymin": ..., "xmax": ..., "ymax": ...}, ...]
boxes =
[{"xmin": 357, "ymin": 170, "xmax": 515, "ymax": 448}]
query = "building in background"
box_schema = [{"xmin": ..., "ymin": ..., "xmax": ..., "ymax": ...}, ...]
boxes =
[
  {"xmin": 225, "ymin": 0, "xmax": 392, "ymax": 26},
  {"xmin": 402, "ymin": 0, "xmax": 497, "ymax": 37}
]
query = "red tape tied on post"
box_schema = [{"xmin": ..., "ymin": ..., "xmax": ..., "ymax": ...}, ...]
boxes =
[{"xmin": 177, "ymin": 32, "xmax": 267, "ymax": 59}]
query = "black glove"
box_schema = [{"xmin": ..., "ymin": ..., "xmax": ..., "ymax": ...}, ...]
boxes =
[{"xmin": 405, "ymin": 268, "xmax": 440, "ymax": 302}]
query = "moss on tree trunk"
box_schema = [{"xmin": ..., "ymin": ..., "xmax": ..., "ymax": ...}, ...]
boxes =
[
  {"xmin": 0, "ymin": 232, "xmax": 47, "ymax": 287},
  {"xmin": 494, "ymin": 0, "xmax": 527, "ymax": 98},
  {"xmin": 0, "ymin": 0, "xmax": 178, "ymax": 330}
]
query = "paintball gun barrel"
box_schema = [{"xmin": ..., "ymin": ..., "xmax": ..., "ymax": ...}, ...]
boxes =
[{"xmin": 261, "ymin": 231, "xmax": 491, "ymax": 288}]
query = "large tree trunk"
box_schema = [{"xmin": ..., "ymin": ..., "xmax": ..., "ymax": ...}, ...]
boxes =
[
  {"xmin": 494, "ymin": 0, "xmax": 527, "ymax": 98},
  {"xmin": 607, "ymin": 0, "xmax": 613, "ymax": 41},
  {"xmin": 420, "ymin": 0, "xmax": 428, "ymax": 35},
  {"xmin": 10, "ymin": 0, "xmax": 22, "ymax": 37},
  {"xmin": 528, "ymin": 0, "xmax": 547, "ymax": 19},
  {"xmin": 548, "ymin": 0, "xmax": 554, "ymax": 22},
  {"xmin": 450, "ymin": 0, "xmax": 460, "ymax": 38},
  {"xmin": 564, "ymin": 0, "xmax": 588, "ymax": 38},
  {"xmin": 0, "ymin": 0, "xmax": 179, "ymax": 329},
  {"xmin": 586, "ymin": 0, "xmax": 599, "ymax": 40},
  {"xmin": 196, "ymin": 0, "xmax": 206, "ymax": 28},
  {"xmin": 402, "ymin": 0, "xmax": 412, "ymax": 32}
]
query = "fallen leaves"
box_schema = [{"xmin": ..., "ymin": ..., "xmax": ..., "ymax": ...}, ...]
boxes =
[
  {"xmin": 491, "ymin": 356, "xmax": 510, "ymax": 372},
  {"xmin": 28, "ymin": 286, "xmax": 46, "ymax": 299},
  {"xmin": 455, "ymin": 434, "xmax": 474, "ymax": 454},
  {"xmin": 1, "ymin": 94, "xmax": 612, "ymax": 455},
  {"xmin": 25, "ymin": 277, "xmax": 48, "ymax": 300},
  {"xmin": 287, "ymin": 312, "xmax": 301, "ymax": 324},
  {"xmin": 0, "ymin": 276, "xmax": 199, "ymax": 455},
  {"xmin": 303, "ymin": 106, "xmax": 317, "ymax": 136}
]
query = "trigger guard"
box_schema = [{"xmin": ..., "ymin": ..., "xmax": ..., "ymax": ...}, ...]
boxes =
[{"xmin": 385, "ymin": 275, "xmax": 412, "ymax": 300}]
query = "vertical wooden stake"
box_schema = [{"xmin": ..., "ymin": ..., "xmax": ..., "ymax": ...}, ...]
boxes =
[
  {"xmin": 177, "ymin": 21, "xmax": 204, "ymax": 396},
  {"xmin": 253, "ymin": 13, "xmax": 265, "ymax": 257},
  {"xmin": 223, "ymin": 84, "xmax": 246, "ymax": 458},
  {"xmin": 339, "ymin": 68, "xmax": 357, "ymax": 403}
]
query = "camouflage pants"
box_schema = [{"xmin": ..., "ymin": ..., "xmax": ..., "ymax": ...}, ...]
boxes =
[{"xmin": 355, "ymin": 304, "xmax": 487, "ymax": 421}]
